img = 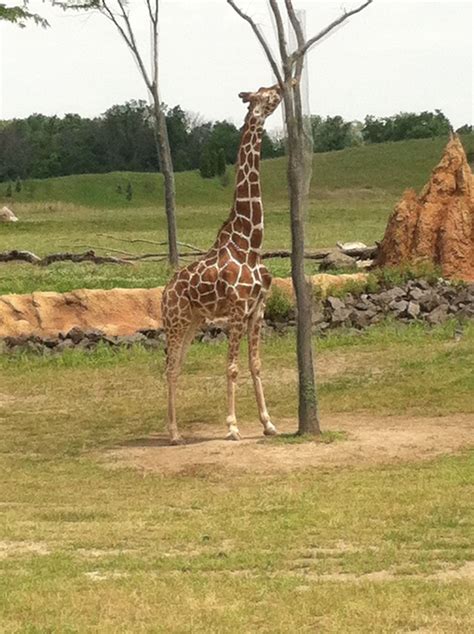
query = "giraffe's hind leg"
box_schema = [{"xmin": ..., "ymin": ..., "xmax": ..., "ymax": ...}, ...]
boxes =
[
  {"xmin": 225, "ymin": 304, "xmax": 247, "ymax": 441},
  {"xmin": 164, "ymin": 303, "xmax": 200, "ymax": 445},
  {"xmin": 248, "ymin": 298, "xmax": 277, "ymax": 436}
]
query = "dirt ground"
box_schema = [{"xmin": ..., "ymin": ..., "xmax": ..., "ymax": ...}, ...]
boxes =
[{"xmin": 106, "ymin": 413, "xmax": 474, "ymax": 476}]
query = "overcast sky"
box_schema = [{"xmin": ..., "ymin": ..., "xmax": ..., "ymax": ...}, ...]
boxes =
[{"xmin": 0, "ymin": 0, "xmax": 472, "ymax": 131}]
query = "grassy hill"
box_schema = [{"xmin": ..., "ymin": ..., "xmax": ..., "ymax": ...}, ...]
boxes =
[
  {"xmin": 0, "ymin": 134, "xmax": 472, "ymax": 294},
  {"xmin": 4, "ymin": 135, "xmax": 473, "ymax": 209}
]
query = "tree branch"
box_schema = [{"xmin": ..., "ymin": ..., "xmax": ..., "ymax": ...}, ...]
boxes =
[
  {"xmin": 100, "ymin": 0, "xmax": 153, "ymax": 90},
  {"xmin": 284, "ymin": 0, "xmax": 304, "ymax": 82},
  {"xmin": 268, "ymin": 0, "xmax": 290, "ymax": 72},
  {"xmin": 226, "ymin": 0, "xmax": 284, "ymax": 87},
  {"xmin": 291, "ymin": 0, "xmax": 374, "ymax": 64}
]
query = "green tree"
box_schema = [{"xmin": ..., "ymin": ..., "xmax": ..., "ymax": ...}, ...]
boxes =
[
  {"xmin": 207, "ymin": 121, "xmax": 240, "ymax": 163},
  {"xmin": 0, "ymin": 3, "xmax": 48, "ymax": 27},
  {"xmin": 199, "ymin": 147, "xmax": 216, "ymax": 179},
  {"xmin": 15, "ymin": 177, "xmax": 22, "ymax": 192},
  {"xmin": 216, "ymin": 148, "xmax": 226, "ymax": 176},
  {"xmin": 456, "ymin": 124, "xmax": 472, "ymax": 135},
  {"xmin": 311, "ymin": 115, "xmax": 352, "ymax": 152},
  {"xmin": 363, "ymin": 111, "xmax": 451, "ymax": 144},
  {"xmin": 5, "ymin": 182, "xmax": 12, "ymax": 197},
  {"xmin": 165, "ymin": 105, "xmax": 191, "ymax": 171}
]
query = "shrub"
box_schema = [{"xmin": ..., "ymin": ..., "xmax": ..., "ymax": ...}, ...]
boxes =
[
  {"xmin": 374, "ymin": 262, "xmax": 441, "ymax": 287},
  {"xmin": 265, "ymin": 286, "xmax": 294, "ymax": 322},
  {"xmin": 216, "ymin": 148, "xmax": 226, "ymax": 176}
]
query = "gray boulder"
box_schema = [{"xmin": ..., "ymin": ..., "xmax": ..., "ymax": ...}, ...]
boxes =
[{"xmin": 319, "ymin": 251, "xmax": 356, "ymax": 271}]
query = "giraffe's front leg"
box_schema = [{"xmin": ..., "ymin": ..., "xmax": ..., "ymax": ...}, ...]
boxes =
[
  {"xmin": 225, "ymin": 316, "xmax": 246, "ymax": 441},
  {"xmin": 248, "ymin": 300, "xmax": 277, "ymax": 437}
]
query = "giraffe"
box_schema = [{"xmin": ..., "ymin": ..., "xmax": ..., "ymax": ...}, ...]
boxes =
[{"xmin": 162, "ymin": 83, "xmax": 283, "ymax": 445}]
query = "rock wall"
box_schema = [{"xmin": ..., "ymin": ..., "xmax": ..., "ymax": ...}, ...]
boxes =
[
  {"xmin": 0, "ymin": 274, "xmax": 368, "ymax": 339},
  {"xmin": 2, "ymin": 279, "xmax": 472, "ymax": 354},
  {"xmin": 376, "ymin": 134, "xmax": 474, "ymax": 281}
]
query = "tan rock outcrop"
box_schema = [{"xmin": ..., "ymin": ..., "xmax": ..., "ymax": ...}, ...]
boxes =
[
  {"xmin": 376, "ymin": 134, "xmax": 474, "ymax": 281},
  {"xmin": 0, "ymin": 288, "xmax": 163, "ymax": 338}
]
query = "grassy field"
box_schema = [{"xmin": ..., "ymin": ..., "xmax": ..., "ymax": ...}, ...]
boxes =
[
  {"xmin": 1, "ymin": 138, "xmax": 474, "ymax": 631},
  {"xmin": 1, "ymin": 135, "xmax": 473, "ymax": 294},
  {"xmin": 1, "ymin": 322, "xmax": 473, "ymax": 632}
]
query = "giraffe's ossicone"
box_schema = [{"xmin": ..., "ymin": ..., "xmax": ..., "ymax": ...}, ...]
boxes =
[{"xmin": 162, "ymin": 83, "xmax": 283, "ymax": 445}]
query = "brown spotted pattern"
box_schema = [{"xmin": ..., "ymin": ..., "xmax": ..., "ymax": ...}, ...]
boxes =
[{"xmin": 162, "ymin": 84, "xmax": 283, "ymax": 444}]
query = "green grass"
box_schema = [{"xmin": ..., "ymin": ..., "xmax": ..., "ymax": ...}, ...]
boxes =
[
  {"xmin": 1, "ymin": 320, "xmax": 472, "ymax": 458},
  {"xmin": 6, "ymin": 135, "xmax": 474, "ymax": 208},
  {"xmin": 1, "ymin": 138, "xmax": 474, "ymax": 631},
  {"xmin": 1, "ymin": 322, "xmax": 473, "ymax": 632},
  {"xmin": 0, "ymin": 135, "xmax": 472, "ymax": 294}
]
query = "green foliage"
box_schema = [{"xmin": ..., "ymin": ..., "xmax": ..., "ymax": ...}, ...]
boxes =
[
  {"xmin": 216, "ymin": 148, "xmax": 226, "ymax": 176},
  {"xmin": 362, "ymin": 110, "xmax": 451, "ymax": 144},
  {"xmin": 125, "ymin": 182, "xmax": 133, "ymax": 201},
  {"xmin": 373, "ymin": 262, "xmax": 442, "ymax": 287},
  {"xmin": 8, "ymin": 135, "xmax": 472, "ymax": 210},
  {"xmin": 1, "ymin": 104, "xmax": 467, "ymax": 184},
  {"xmin": 0, "ymin": 101, "xmax": 283, "ymax": 183},
  {"xmin": 0, "ymin": 3, "xmax": 48, "ymax": 27},
  {"xmin": 311, "ymin": 115, "xmax": 353, "ymax": 152},
  {"xmin": 5, "ymin": 181, "xmax": 12, "ymax": 197},
  {"xmin": 199, "ymin": 147, "xmax": 217, "ymax": 179},
  {"xmin": 14, "ymin": 177, "xmax": 22, "ymax": 193},
  {"xmin": 265, "ymin": 286, "xmax": 294, "ymax": 322}
]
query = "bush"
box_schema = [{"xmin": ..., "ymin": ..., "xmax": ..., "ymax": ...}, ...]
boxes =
[
  {"xmin": 216, "ymin": 148, "xmax": 226, "ymax": 176},
  {"xmin": 199, "ymin": 147, "xmax": 219, "ymax": 179},
  {"xmin": 373, "ymin": 262, "xmax": 442, "ymax": 287},
  {"xmin": 265, "ymin": 286, "xmax": 294, "ymax": 322}
]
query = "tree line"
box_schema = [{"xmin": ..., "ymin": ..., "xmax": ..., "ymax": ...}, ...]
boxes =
[
  {"xmin": 0, "ymin": 100, "xmax": 282, "ymax": 183},
  {"xmin": 1, "ymin": 102, "xmax": 469, "ymax": 183}
]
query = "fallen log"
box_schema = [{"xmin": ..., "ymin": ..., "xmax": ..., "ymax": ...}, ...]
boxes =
[
  {"xmin": 262, "ymin": 248, "xmax": 331, "ymax": 260},
  {"xmin": 0, "ymin": 250, "xmax": 41, "ymax": 264},
  {"xmin": 39, "ymin": 250, "xmax": 134, "ymax": 266},
  {"xmin": 0, "ymin": 244, "xmax": 378, "ymax": 266}
]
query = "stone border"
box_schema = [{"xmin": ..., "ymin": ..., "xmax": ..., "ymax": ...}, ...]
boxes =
[{"xmin": 1, "ymin": 279, "xmax": 472, "ymax": 354}]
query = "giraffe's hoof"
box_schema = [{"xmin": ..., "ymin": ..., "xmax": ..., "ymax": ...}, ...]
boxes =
[
  {"xmin": 225, "ymin": 427, "xmax": 241, "ymax": 441},
  {"xmin": 263, "ymin": 422, "xmax": 278, "ymax": 436},
  {"xmin": 170, "ymin": 436, "xmax": 186, "ymax": 446}
]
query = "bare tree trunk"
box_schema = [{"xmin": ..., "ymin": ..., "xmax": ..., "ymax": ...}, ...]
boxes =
[
  {"xmin": 283, "ymin": 83, "xmax": 321, "ymax": 435},
  {"xmin": 152, "ymin": 92, "xmax": 179, "ymax": 269}
]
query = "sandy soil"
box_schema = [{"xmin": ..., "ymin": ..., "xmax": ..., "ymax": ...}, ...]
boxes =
[{"xmin": 105, "ymin": 413, "xmax": 474, "ymax": 476}]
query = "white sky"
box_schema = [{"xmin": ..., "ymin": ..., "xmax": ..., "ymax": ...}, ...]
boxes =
[{"xmin": 0, "ymin": 0, "xmax": 472, "ymax": 131}]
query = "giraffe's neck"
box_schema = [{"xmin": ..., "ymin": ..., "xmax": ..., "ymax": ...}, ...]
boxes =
[{"xmin": 215, "ymin": 108, "xmax": 266, "ymax": 256}]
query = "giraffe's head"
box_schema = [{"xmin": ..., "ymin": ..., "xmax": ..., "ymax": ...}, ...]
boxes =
[{"xmin": 239, "ymin": 83, "xmax": 283, "ymax": 120}]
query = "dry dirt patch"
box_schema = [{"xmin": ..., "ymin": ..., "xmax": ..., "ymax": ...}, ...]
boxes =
[{"xmin": 105, "ymin": 413, "xmax": 474, "ymax": 475}]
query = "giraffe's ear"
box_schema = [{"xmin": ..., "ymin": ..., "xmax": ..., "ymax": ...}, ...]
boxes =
[{"xmin": 239, "ymin": 92, "xmax": 253, "ymax": 103}]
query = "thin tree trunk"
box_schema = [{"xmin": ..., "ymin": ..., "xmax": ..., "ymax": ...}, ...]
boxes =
[
  {"xmin": 284, "ymin": 83, "xmax": 321, "ymax": 436},
  {"xmin": 152, "ymin": 91, "xmax": 179, "ymax": 269}
]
